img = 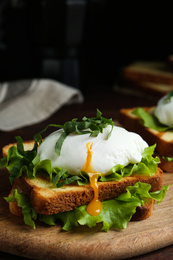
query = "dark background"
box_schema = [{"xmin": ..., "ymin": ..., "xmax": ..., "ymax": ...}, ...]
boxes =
[{"xmin": 0, "ymin": 0, "xmax": 173, "ymax": 92}]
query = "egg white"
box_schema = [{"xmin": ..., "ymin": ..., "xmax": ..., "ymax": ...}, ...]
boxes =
[
  {"xmin": 37, "ymin": 125, "xmax": 148, "ymax": 176},
  {"xmin": 154, "ymin": 95, "xmax": 173, "ymax": 126}
]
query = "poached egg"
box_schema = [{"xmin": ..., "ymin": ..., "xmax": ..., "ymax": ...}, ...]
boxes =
[
  {"xmin": 38, "ymin": 125, "xmax": 148, "ymax": 176},
  {"xmin": 154, "ymin": 94, "xmax": 173, "ymax": 126}
]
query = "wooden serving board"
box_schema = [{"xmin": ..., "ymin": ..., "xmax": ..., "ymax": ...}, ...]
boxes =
[{"xmin": 0, "ymin": 170, "xmax": 173, "ymax": 260}]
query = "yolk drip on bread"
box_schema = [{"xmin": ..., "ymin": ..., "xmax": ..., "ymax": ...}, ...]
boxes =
[{"xmin": 82, "ymin": 142, "xmax": 103, "ymax": 216}]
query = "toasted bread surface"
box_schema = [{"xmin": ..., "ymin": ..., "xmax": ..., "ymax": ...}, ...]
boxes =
[
  {"xmin": 123, "ymin": 61, "xmax": 173, "ymax": 85},
  {"xmin": 14, "ymin": 167, "xmax": 163, "ymax": 215},
  {"xmin": 9, "ymin": 183, "xmax": 155, "ymax": 222},
  {"xmin": 119, "ymin": 107, "xmax": 173, "ymax": 172}
]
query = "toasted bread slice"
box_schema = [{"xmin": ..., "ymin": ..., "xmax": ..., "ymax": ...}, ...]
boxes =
[
  {"xmin": 123, "ymin": 61, "xmax": 173, "ymax": 85},
  {"xmin": 9, "ymin": 182, "xmax": 155, "ymax": 222},
  {"xmin": 119, "ymin": 107, "xmax": 173, "ymax": 172},
  {"xmin": 123, "ymin": 79, "xmax": 173, "ymax": 96},
  {"xmin": 122, "ymin": 61, "xmax": 173, "ymax": 97},
  {"xmin": 13, "ymin": 167, "xmax": 163, "ymax": 215}
]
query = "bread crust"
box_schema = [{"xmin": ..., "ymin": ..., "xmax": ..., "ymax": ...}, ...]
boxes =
[
  {"xmin": 119, "ymin": 107, "xmax": 173, "ymax": 172},
  {"xmin": 15, "ymin": 167, "xmax": 163, "ymax": 215},
  {"xmin": 131, "ymin": 198, "xmax": 154, "ymax": 221}
]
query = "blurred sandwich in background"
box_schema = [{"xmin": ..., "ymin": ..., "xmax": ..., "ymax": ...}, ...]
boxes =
[{"xmin": 122, "ymin": 57, "xmax": 173, "ymax": 96}]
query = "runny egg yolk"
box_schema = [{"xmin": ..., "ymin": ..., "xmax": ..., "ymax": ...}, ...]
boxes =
[{"xmin": 81, "ymin": 142, "xmax": 103, "ymax": 216}]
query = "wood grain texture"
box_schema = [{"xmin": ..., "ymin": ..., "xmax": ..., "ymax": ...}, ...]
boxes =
[{"xmin": 0, "ymin": 170, "xmax": 172, "ymax": 260}]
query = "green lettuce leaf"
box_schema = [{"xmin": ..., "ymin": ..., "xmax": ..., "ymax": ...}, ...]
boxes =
[
  {"xmin": 61, "ymin": 182, "xmax": 168, "ymax": 232},
  {"xmin": 100, "ymin": 145, "xmax": 159, "ymax": 182},
  {"xmin": 0, "ymin": 136, "xmax": 38, "ymax": 184},
  {"xmin": 33, "ymin": 159, "xmax": 53, "ymax": 181},
  {"xmin": 0, "ymin": 145, "xmax": 22, "ymax": 170},
  {"xmin": 5, "ymin": 183, "xmax": 169, "ymax": 231},
  {"xmin": 4, "ymin": 189, "xmax": 37, "ymax": 229},
  {"xmin": 132, "ymin": 107, "xmax": 172, "ymax": 131},
  {"xmin": 164, "ymin": 90, "xmax": 173, "ymax": 103},
  {"xmin": 162, "ymin": 155, "xmax": 173, "ymax": 162}
]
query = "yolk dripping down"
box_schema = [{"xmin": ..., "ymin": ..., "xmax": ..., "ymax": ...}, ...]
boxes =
[{"xmin": 81, "ymin": 142, "xmax": 103, "ymax": 216}]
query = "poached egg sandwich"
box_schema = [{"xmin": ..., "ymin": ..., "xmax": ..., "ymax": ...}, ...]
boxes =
[
  {"xmin": 119, "ymin": 91, "xmax": 173, "ymax": 172},
  {"xmin": 1, "ymin": 110, "xmax": 168, "ymax": 231}
]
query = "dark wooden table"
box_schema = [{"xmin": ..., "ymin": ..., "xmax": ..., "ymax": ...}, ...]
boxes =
[{"xmin": 0, "ymin": 85, "xmax": 172, "ymax": 260}]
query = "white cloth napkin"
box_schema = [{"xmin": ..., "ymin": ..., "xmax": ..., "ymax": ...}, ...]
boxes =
[{"xmin": 0, "ymin": 79, "xmax": 84, "ymax": 131}]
